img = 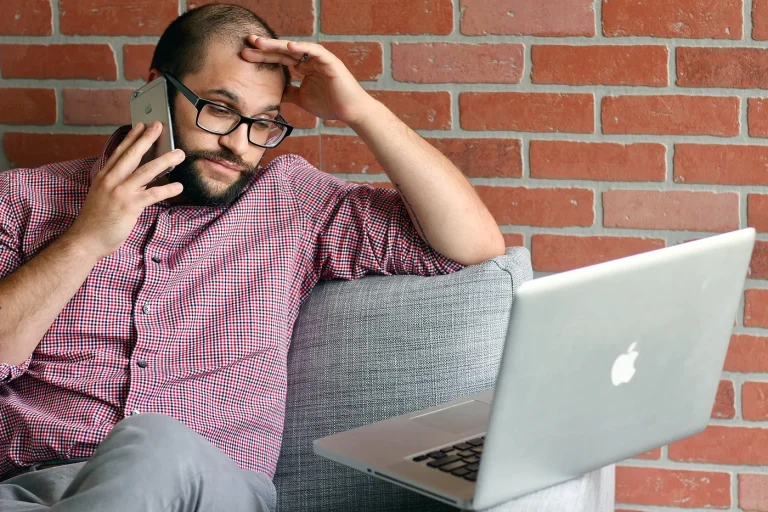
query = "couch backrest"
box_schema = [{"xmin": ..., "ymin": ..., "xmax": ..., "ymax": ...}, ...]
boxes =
[{"xmin": 275, "ymin": 247, "xmax": 533, "ymax": 511}]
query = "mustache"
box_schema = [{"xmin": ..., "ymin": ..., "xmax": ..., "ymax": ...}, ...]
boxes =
[{"xmin": 184, "ymin": 150, "xmax": 254, "ymax": 172}]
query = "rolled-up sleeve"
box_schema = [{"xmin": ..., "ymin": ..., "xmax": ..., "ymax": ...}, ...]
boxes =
[
  {"xmin": 286, "ymin": 156, "xmax": 466, "ymax": 280},
  {"xmin": 0, "ymin": 170, "xmax": 29, "ymax": 383}
]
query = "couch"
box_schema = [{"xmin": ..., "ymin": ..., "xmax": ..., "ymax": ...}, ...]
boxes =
[{"xmin": 273, "ymin": 247, "xmax": 616, "ymax": 511}]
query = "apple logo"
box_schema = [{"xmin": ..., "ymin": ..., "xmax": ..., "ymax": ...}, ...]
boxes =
[{"xmin": 611, "ymin": 342, "xmax": 639, "ymax": 386}]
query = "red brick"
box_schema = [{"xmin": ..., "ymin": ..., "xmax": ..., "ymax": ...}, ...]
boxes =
[
  {"xmin": 674, "ymin": 144, "xmax": 768, "ymax": 186},
  {"xmin": 531, "ymin": 234, "xmax": 664, "ymax": 272},
  {"xmin": 475, "ymin": 187, "xmax": 594, "ymax": 227},
  {"xmin": 321, "ymin": 42, "xmax": 382, "ymax": 81},
  {"xmin": 678, "ymin": 47, "xmax": 768, "ymax": 88},
  {"xmin": 725, "ymin": 335, "xmax": 768, "ymax": 372},
  {"xmin": 59, "ymin": 0, "xmax": 177, "ymax": 36},
  {"xmin": 261, "ymin": 135, "xmax": 320, "ymax": 169},
  {"xmin": 604, "ymin": 190, "xmax": 739, "ymax": 232},
  {"xmin": 740, "ymin": 474, "xmax": 768, "ymax": 510},
  {"xmin": 460, "ymin": 0, "xmax": 595, "ymax": 36},
  {"xmin": 0, "ymin": 0, "xmax": 52, "ymax": 35},
  {"xmin": 743, "ymin": 382, "xmax": 768, "ymax": 421},
  {"xmin": 320, "ymin": 135, "xmax": 522, "ymax": 178},
  {"xmin": 749, "ymin": 194, "xmax": 768, "ymax": 232},
  {"xmin": 532, "ymin": 45, "xmax": 667, "ymax": 86},
  {"xmin": 754, "ymin": 0, "xmax": 768, "ymax": 40},
  {"xmin": 460, "ymin": 93, "xmax": 594, "ymax": 133},
  {"xmin": 602, "ymin": 96, "xmax": 739, "ymax": 136},
  {"xmin": 530, "ymin": 141, "xmax": 665, "ymax": 181},
  {"xmin": 749, "ymin": 241, "xmax": 768, "ymax": 279},
  {"xmin": 634, "ymin": 448, "xmax": 662, "ymax": 460},
  {"xmin": 63, "ymin": 89, "xmax": 132, "ymax": 126},
  {"xmin": 603, "ymin": 0, "xmax": 742, "ymax": 39},
  {"xmin": 279, "ymin": 103, "xmax": 316, "ymax": 130},
  {"xmin": 4, "ymin": 133, "xmax": 110, "ymax": 169},
  {"xmin": 0, "ymin": 89, "xmax": 56, "ymax": 125},
  {"xmin": 669, "ymin": 425, "xmax": 768, "ymax": 465},
  {"xmin": 326, "ymin": 91, "xmax": 451, "ymax": 130},
  {"xmin": 615, "ymin": 466, "xmax": 731, "ymax": 508},
  {"xmin": 123, "ymin": 45, "xmax": 155, "ymax": 81},
  {"xmin": 322, "ymin": 0, "xmax": 452, "ymax": 35},
  {"xmin": 712, "ymin": 380, "xmax": 736, "ymax": 419},
  {"xmin": 749, "ymin": 98, "xmax": 768, "ymax": 138},
  {"xmin": 0, "ymin": 44, "xmax": 116, "ymax": 80},
  {"xmin": 745, "ymin": 289, "xmax": 768, "ymax": 328},
  {"xmin": 188, "ymin": 0, "xmax": 315, "ymax": 36},
  {"xmin": 393, "ymin": 43, "xmax": 523, "ymax": 84},
  {"xmin": 428, "ymin": 138, "xmax": 522, "ymax": 178},
  {"xmin": 503, "ymin": 233, "xmax": 524, "ymax": 247}
]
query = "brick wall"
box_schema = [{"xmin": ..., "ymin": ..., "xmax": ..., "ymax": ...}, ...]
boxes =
[{"xmin": 1, "ymin": 0, "xmax": 768, "ymax": 510}]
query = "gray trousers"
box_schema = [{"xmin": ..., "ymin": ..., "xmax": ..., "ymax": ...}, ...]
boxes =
[{"xmin": 0, "ymin": 413, "xmax": 276, "ymax": 512}]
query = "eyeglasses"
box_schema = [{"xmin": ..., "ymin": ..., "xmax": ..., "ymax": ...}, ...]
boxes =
[{"xmin": 163, "ymin": 73, "xmax": 293, "ymax": 149}]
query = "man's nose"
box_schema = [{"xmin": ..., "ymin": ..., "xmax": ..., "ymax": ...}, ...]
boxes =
[{"xmin": 218, "ymin": 123, "xmax": 250, "ymax": 157}]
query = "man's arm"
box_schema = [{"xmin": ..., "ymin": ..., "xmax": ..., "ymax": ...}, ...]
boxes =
[
  {"xmin": 0, "ymin": 234, "xmax": 102, "ymax": 366},
  {"xmin": 347, "ymin": 99, "xmax": 505, "ymax": 266},
  {"xmin": 241, "ymin": 37, "xmax": 505, "ymax": 266}
]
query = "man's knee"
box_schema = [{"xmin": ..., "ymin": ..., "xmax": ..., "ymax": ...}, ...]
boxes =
[{"xmin": 102, "ymin": 413, "xmax": 219, "ymax": 462}]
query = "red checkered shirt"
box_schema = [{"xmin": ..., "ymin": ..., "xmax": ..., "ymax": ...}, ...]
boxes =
[{"xmin": 0, "ymin": 126, "xmax": 465, "ymax": 480}]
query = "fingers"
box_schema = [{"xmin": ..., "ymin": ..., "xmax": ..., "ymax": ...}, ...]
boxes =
[
  {"xmin": 241, "ymin": 48, "xmax": 303, "ymax": 66},
  {"xmin": 126, "ymin": 147, "xmax": 186, "ymax": 189},
  {"xmin": 139, "ymin": 181, "xmax": 184, "ymax": 209},
  {"xmin": 245, "ymin": 37, "xmax": 331, "ymax": 66},
  {"xmin": 100, "ymin": 122, "xmax": 146, "ymax": 175},
  {"xmin": 107, "ymin": 121, "xmax": 165, "ymax": 183}
]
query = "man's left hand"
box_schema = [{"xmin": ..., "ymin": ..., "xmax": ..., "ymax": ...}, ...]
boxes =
[{"xmin": 240, "ymin": 36, "xmax": 375, "ymax": 126}]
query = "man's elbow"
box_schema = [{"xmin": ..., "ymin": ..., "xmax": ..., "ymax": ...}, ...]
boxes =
[{"xmin": 456, "ymin": 237, "xmax": 506, "ymax": 266}]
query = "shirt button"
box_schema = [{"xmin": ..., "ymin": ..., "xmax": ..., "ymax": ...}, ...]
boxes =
[
  {"xmin": 151, "ymin": 256, "xmax": 161, "ymax": 263},
  {"xmin": 131, "ymin": 409, "xmax": 140, "ymax": 416},
  {"xmin": 142, "ymin": 304, "xmax": 150, "ymax": 314},
  {"xmin": 137, "ymin": 360, "xmax": 147, "ymax": 368}
]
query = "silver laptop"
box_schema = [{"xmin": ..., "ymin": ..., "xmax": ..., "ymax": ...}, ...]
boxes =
[{"xmin": 313, "ymin": 228, "xmax": 755, "ymax": 510}]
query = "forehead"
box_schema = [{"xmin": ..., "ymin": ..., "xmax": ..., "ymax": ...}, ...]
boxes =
[{"xmin": 183, "ymin": 39, "xmax": 284, "ymax": 111}]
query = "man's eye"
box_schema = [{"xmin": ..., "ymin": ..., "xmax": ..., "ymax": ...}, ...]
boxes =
[{"xmin": 209, "ymin": 106, "xmax": 231, "ymax": 115}]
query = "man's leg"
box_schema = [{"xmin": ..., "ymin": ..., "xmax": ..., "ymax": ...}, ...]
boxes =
[
  {"xmin": 0, "ymin": 413, "xmax": 276, "ymax": 512},
  {"xmin": 0, "ymin": 463, "xmax": 83, "ymax": 512}
]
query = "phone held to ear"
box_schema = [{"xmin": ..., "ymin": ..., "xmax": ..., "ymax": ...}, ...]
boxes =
[{"xmin": 129, "ymin": 76, "xmax": 176, "ymax": 181}]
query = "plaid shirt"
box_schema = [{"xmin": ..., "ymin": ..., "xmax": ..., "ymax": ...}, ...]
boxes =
[{"xmin": 0, "ymin": 126, "xmax": 465, "ymax": 480}]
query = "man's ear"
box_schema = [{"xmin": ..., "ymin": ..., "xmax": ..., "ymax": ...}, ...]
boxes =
[{"xmin": 147, "ymin": 68, "xmax": 161, "ymax": 83}]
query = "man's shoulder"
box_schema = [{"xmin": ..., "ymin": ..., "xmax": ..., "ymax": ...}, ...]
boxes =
[
  {"xmin": 1, "ymin": 157, "xmax": 96, "ymax": 188},
  {"xmin": 261, "ymin": 153, "xmax": 350, "ymax": 196}
]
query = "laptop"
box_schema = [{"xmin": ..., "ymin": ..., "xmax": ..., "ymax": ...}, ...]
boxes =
[{"xmin": 313, "ymin": 228, "xmax": 756, "ymax": 510}]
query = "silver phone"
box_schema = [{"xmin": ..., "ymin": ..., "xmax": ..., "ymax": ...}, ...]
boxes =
[{"xmin": 129, "ymin": 76, "xmax": 176, "ymax": 180}]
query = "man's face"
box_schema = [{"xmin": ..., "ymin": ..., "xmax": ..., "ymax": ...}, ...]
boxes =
[{"xmin": 164, "ymin": 40, "xmax": 285, "ymax": 207}]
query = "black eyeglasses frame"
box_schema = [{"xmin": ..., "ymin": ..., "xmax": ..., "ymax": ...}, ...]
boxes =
[{"xmin": 163, "ymin": 73, "xmax": 293, "ymax": 149}]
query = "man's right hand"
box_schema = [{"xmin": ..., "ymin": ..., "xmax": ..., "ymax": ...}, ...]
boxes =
[{"xmin": 66, "ymin": 121, "xmax": 186, "ymax": 260}]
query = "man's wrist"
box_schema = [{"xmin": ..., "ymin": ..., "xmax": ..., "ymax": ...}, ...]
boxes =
[{"xmin": 345, "ymin": 97, "xmax": 387, "ymax": 132}]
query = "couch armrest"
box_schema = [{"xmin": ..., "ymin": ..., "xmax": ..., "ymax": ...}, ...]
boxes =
[{"xmin": 275, "ymin": 248, "xmax": 533, "ymax": 511}]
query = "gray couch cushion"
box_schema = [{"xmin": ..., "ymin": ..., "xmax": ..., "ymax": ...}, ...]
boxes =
[{"xmin": 274, "ymin": 247, "xmax": 533, "ymax": 511}]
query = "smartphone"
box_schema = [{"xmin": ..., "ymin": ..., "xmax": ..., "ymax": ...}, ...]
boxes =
[{"xmin": 129, "ymin": 76, "xmax": 176, "ymax": 180}]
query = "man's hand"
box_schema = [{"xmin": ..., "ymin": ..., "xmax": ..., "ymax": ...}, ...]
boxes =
[
  {"xmin": 67, "ymin": 121, "xmax": 186, "ymax": 260},
  {"xmin": 240, "ymin": 36, "xmax": 377, "ymax": 126}
]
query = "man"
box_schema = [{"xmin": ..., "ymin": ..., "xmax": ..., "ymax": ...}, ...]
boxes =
[{"xmin": 0, "ymin": 4, "xmax": 504, "ymax": 511}]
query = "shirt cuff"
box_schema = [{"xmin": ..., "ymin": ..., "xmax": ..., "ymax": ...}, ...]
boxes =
[{"xmin": 0, "ymin": 353, "xmax": 32, "ymax": 383}]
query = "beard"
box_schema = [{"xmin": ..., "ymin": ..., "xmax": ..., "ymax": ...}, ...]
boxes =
[{"xmin": 165, "ymin": 127, "xmax": 260, "ymax": 207}]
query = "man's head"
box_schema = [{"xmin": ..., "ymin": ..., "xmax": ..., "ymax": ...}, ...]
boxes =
[{"xmin": 147, "ymin": 4, "xmax": 291, "ymax": 207}]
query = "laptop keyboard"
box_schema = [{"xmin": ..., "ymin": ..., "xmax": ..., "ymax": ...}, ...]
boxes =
[{"xmin": 411, "ymin": 436, "xmax": 484, "ymax": 482}]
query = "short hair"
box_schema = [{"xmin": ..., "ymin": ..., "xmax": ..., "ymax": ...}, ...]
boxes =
[{"xmin": 150, "ymin": 3, "xmax": 291, "ymax": 94}]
